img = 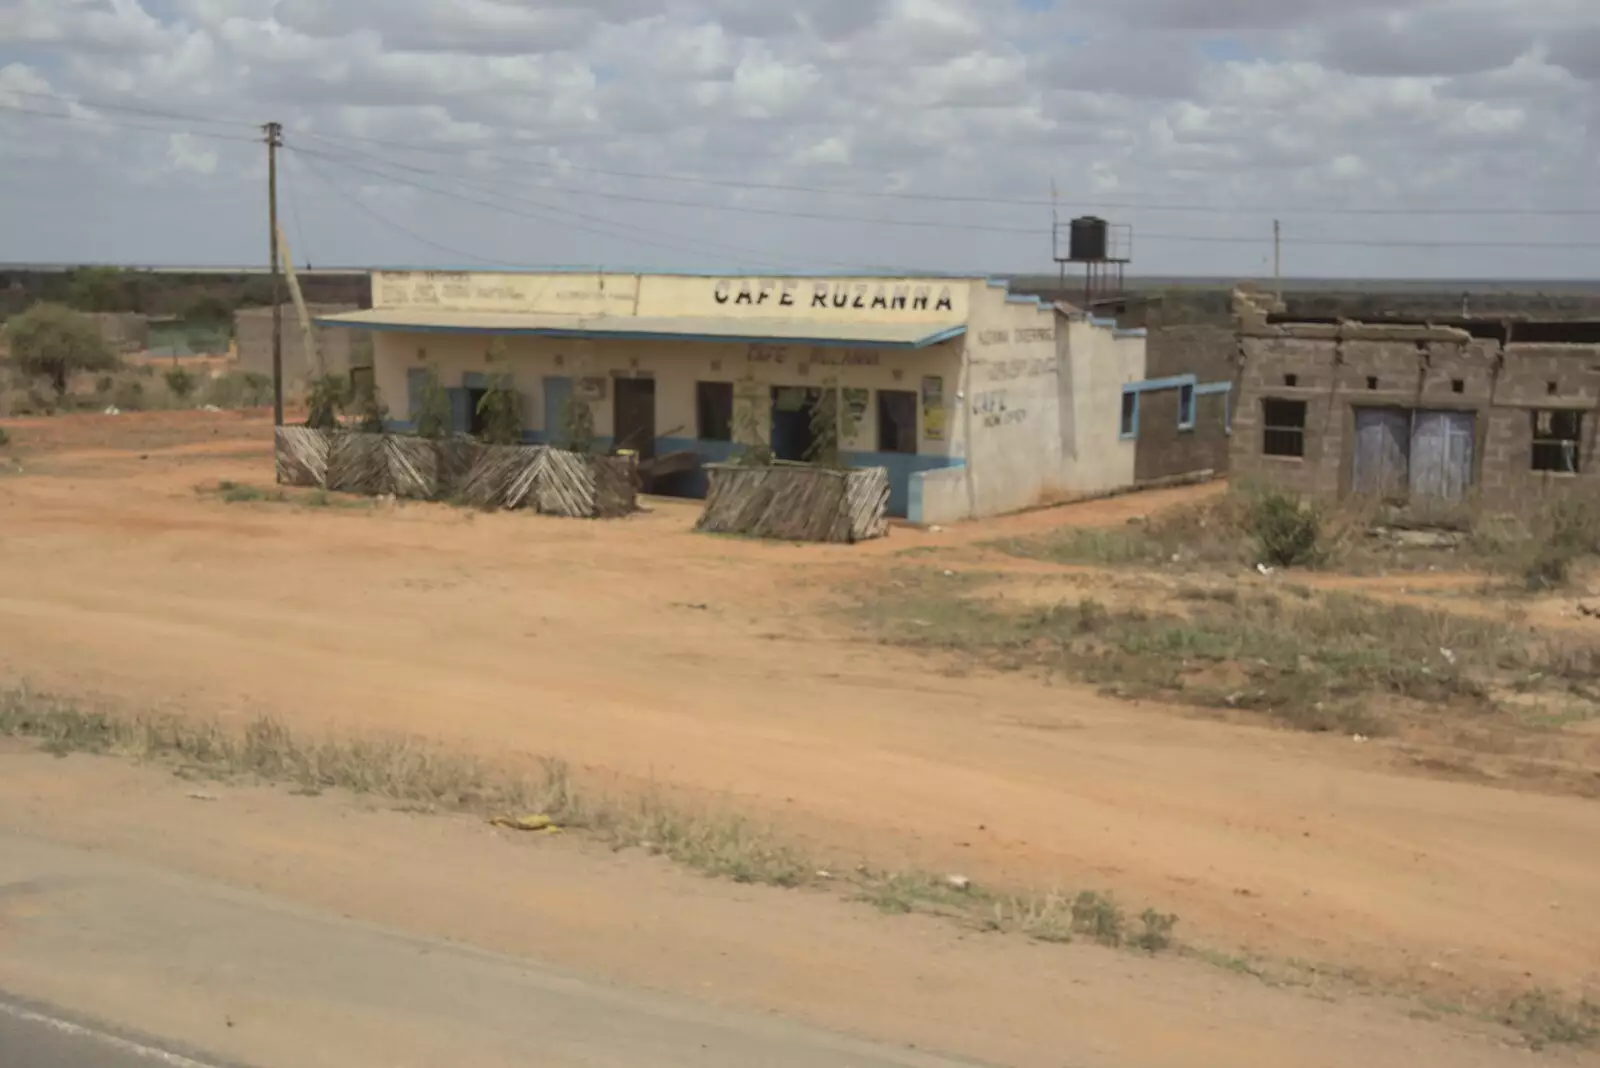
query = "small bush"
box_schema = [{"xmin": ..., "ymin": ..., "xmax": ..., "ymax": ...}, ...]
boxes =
[
  {"xmin": 1132, "ymin": 909, "xmax": 1179, "ymax": 952},
  {"xmin": 413, "ymin": 365, "xmax": 451, "ymax": 440},
  {"xmin": 1249, "ymin": 491, "xmax": 1324, "ymax": 567},
  {"xmin": 1070, "ymin": 891, "xmax": 1125, "ymax": 946},
  {"xmin": 111, "ymin": 379, "xmax": 146, "ymax": 411},
  {"xmin": 163, "ymin": 365, "xmax": 196, "ymax": 401},
  {"xmin": 557, "ymin": 394, "xmax": 595, "ymax": 454},
  {"xmin": 0, "ymin": 426, "xmax": 9, "ymax": 447},
  {"xmin": 305, "ymin": 373, "xmax": 348, "ymax": 430},
  {"xmin": 475, "ymin": 374, "xmax": 522, "ymax": 445},
  {"xmin": 203, "ymin": 371, "xmax": 273, "ymax": 410},
  {"xmin": 1502, "ymin": 989, "xmax": 1600, "ymax": 1051},
  {"xmin": 351, "ymin": 382, "xmax": 388, "ymax": 434}
]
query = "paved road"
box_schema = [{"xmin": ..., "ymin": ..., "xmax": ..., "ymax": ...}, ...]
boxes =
[
  {"xmin": 0, "ymin": 832, "xmax": 986, "ymax": 1068},
  {"xmin": 0, "ymin": 994, "xmax": 245, "ymax": 1068}
]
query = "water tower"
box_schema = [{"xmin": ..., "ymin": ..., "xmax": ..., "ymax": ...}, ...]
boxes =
[{"xmin": 1052, "ymin": 215, "xmax": 1132, "ymax": 308}]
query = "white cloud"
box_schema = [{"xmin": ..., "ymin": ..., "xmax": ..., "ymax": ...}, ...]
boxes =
[
  {"xmin": 0, "ymin": 0, "xmax": 1596, "ymax": 277},
  {"xmin": 166, "ymin": 131, "xmax": 219, "ymax": 174}
]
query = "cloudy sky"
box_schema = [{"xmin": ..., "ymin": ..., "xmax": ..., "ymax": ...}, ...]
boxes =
[{"xmin": 2, "ymin": 0, "xmax": 1598, "ymax": 278}]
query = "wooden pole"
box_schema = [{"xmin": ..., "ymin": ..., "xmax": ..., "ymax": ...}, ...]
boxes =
[
  {"xmin": 1273, "ymin": 218, "xmax": 1282, "ymax": 306},
  {"xmin": 265, "ymin": 121, "xmax": 284, "ymax": 426}
]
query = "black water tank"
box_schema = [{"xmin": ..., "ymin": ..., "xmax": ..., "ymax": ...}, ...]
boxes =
[{"xmin": 1069, "ymin": 216, "xmax": 1108, "ymax": 262}]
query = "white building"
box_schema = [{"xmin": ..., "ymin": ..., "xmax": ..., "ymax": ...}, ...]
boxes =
[{"xmin": 317, "ymin": 271, "xmax": 1149, "ymax": 525}]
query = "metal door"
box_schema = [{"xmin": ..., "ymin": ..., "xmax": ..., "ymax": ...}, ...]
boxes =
[
  {"xmin": 1351, "ymin": 408, "xmax": 1410, "ymax": 499},
  {"xmin": 1409, "ymin": 410, "xmax": 1475, "ymax": 502},
  {"xmin": 542, "ymin": 376, "xmax": 572, "ymax": 444}
]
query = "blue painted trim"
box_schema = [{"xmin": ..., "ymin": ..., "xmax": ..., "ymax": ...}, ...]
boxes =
[
  {"xmin": 1194, "ymin": 380, "xmax": 1233, "ymax": 396},
  {"xmin": 1113, "ymin": 328, "xmax": 1148, "ymax": 339},
  {"xmin": 317, "ymin": 317, "xmax": 966, "ymax": 350},
  {"xmin": 1119, "ymin": 388, "xmax": 1140, "ymax": 440},
  {"xmin": 1089, "ymin": 316, "xmax": 1118, "ymax": 328},
  {"xmin": 1005, "ymin": 293, "xmax": 1044, "ymax": 306},
  {"xmin": 1123, "ymin": 373, "xmax": 1198, "ymax": 394}
]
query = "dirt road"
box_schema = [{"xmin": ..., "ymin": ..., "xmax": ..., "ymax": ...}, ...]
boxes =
[
  {"xmin": 0, "ymin": 746, "xmax": 1570, "ymax": 1068},
  {"xmin": 0, "ymin": 410, "xmax": 1597, "ymax": 1053}
]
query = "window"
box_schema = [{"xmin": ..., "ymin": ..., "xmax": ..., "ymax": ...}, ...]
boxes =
[
  {"xmin": 877, "ymin": 389, "xmax": 917, "ymax": 454},
  {"xmin": 1283, "ymin": 373, "xmax": 1298, "ymax": 388},
  {"xmin": 1178, "ymin": 384, "xmax": 1195, "ymax": 430},
  {"xmin": 1532, "ymin": 410, "xmax": 1582, "ymax": 474},
  {"xmin": 1366, "ymin": 376, "xmax": 1379, "ymax": 391},
  {"xmin": 1262, "ymin": 398, "xmax": 1307, "ymax": 458},
  {"xmin": 1119, "ymin": 389, "xmax": 1138, "ymax": 439},
  {"xmin": 695, "ymin": 381, "xmax": 734, "ymax": 442},
  {"xmin": 1451, "ymin": 379, "xmax": 1465, "ymax": 394}
]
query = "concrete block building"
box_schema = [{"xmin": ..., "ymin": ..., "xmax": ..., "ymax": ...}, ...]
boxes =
[
  {"xmin": 1232, "ymin": 302, "xmax": 1600, "ymax": 512},
  {"xmin": 235, "ymin": 303, "xmax": 367, "ymax": 384},
  {"xmin": 316, "ymin": 270, "xmax": 1222, "ymax": 524}
]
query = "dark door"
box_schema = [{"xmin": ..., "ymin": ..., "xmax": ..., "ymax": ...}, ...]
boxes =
[
  {"xmin": 770, "ymin": 387, "xmax": 821, "ymax": 462},
  {"xmin": 1410, "ymin": 410, "xmax": 1475, "ymax": 503},
  {"xmin": 612, "ymin": 377, "xmax": 656, "ymax": 458},
  {"xmin": 1351, "ymin": 407, "xmax": 1410, "ymax": 499}
]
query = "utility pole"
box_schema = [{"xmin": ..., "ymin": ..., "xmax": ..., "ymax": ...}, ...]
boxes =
[
  {"xmin": 1272, "ymin": 218, "xmax": 1282, "ymax": 306},
  {"xmin": 264, "ymin": 121, "xmax": 284, "ymax": 426}
]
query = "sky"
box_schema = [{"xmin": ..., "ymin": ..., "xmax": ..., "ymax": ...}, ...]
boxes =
[{"xmin": 1, "ymin": 0, "xmax": 1599, "ymax": 279}]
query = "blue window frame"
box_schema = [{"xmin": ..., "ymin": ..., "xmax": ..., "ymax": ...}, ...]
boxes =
[
  {"xmin": 1178, "ymin": 383, "xmax": 1196, "ymax": 430},
  {"xmin": 1119, "ymin": 389, "xmax": 1139, "ymax": 440}
]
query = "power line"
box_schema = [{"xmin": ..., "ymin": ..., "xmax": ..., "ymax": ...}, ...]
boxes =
[
  {"xmin": 295, "ymin": 128, "xmax": 1600, "ymax": 219},
  {"xmin": 0, "ymin": 102, "xmax": 262, "ymax": 143},
  {"xmin": 294, "ymin": 150, "xmax": 548, "ymax": 269},
  {"xmin": 290, "ymin": 143, "xmax": 906, "ymax": 271},
  {"xmin": 289, "ymin": 137, "xmax": 1600, "ymax": 251},
  {"xmin": 0, "ymin": 88, "xmax": 256, "ymax": 130},
  {"xmin": 297, "ymin": 139, "xmax": 915, "ymax": 272}
]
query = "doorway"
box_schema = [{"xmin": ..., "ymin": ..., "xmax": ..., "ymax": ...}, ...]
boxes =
[
  {"xmin": 1350, "ymin": 407, "xmax": 1475, "ymax": 504},
  {"xmin": 770, "ymin": 386, "xmax": 822, "ymax": 462},
  {"xmin": 465, "ymin": 387, "xmax": 490, "ymax": 437},
  {"xmin": 612, "ymin": 377, "xmax": 657, "ymax": 458}
]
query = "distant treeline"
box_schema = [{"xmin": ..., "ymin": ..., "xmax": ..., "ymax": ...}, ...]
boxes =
[{"xmin": 0, "ymin": 267, "xmax": 368, "ymax": 323}]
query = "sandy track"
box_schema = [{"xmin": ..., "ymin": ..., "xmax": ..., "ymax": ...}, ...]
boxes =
[{"xmin": 0, "ymin": 410, "xmax": 1597, "ymax": 1011}]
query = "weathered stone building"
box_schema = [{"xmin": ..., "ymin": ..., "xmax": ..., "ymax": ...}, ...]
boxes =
[{"xmin": 1231, "ymin": 293, "xmax": 1600, "ymax": 513}]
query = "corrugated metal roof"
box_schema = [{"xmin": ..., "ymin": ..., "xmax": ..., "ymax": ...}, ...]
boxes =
[{"xmin": 313, "ymin": 309, "xmax": 965, "ymax": 349}]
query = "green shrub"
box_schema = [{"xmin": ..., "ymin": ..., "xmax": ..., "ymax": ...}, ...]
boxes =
[
  {"xmin": 352, "ymin": 381, "xmax": 388, "ymax": 434},
  {"xmin": 0, "ymin": 426, "xmax": 9, "ymax": 447},
  {"xmin": 1249, "ymin": 491, "xmax": 1324, "ymax": 567},
  {"xmin": 3, "ymin": 302, "xmax": 118, "ymax": 398},
  {"xmin": 111, "ymin": 380, "xmax": 146, "ymax": 411},
  {"xmin": 304, "ymin": 373, "xmax": 348, "ymax": 430},
  {"xmin": 557, "ymin": 393, "xmax": 594, "ymax": 454},
  {"xmin": 163, "ymin": 365, "xmax": 196, "ymax": 401},
  {"xmin": 475, "ymin": 374, "xmax": 521, "ymax": 446},
  {"xmin": 412, "ymin": 365, "xmax": 451, "ymax": 440}
]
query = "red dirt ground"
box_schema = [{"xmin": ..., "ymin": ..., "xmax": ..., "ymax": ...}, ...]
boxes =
[{"xmin": 1, "ymin": 409, "xmax": 1597, "ymax": 1065}]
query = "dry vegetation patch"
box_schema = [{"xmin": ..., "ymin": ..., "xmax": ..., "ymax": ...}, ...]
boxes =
[{"xmin": 858, "ymin": 567, "xmax": 1600, "ymax": 738}]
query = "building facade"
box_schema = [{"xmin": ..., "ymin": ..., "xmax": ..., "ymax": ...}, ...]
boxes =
[
  {"xmin": 1231, "ymin": 300, "xmax": 1600, "ymax": 512},
  {"xmin": 315, "ymin": 270, "xmax": 1218, "ymax": 524},
  {"xmin": 235, "ymin": 303, "xmax": 367, "ymax": 384}
]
